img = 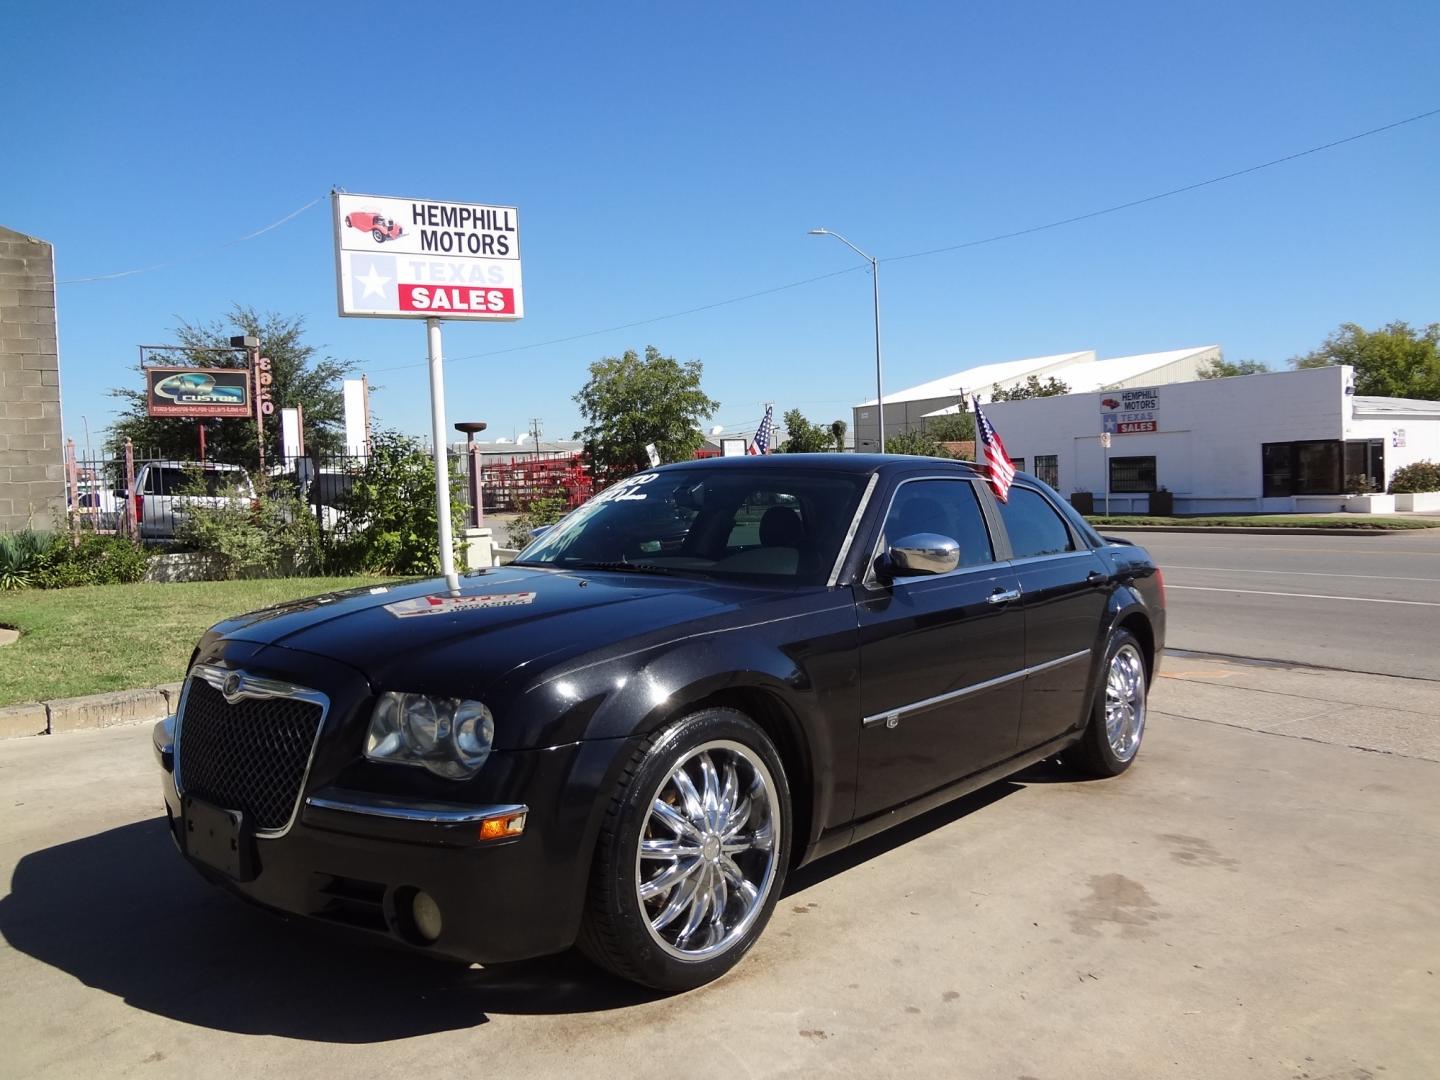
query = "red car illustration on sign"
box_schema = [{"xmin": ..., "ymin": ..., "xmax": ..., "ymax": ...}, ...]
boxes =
[
  {"xmin": 344, "ymin": 210, "xmax": 403, "ymax": 243},
  {"xmin": 1101, "ymin": 397, "xmax": 1121, "ymax": 409}
]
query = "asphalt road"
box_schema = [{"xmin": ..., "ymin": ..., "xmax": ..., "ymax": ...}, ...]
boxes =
[
  {"xmin": 1, "ymin": 656, "xmax": 1437, "ymax": 1080},
  {"xmin": 1107, "ymin": 528, "xmax": 1440, "ymax": 680}
]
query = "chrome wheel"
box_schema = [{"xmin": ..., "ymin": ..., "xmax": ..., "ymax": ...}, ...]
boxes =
[
  {"xmin": 635, "ymin": 739, "xmax": 780, "ymax": 961},
  {"xmin": 1104, "ymin": 642, "xmax": 1146, "ymax": 761}
]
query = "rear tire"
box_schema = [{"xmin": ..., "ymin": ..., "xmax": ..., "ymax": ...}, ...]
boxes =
[
  {"xmin": 1064, "ymin": 628, "xmax": 1148, "ymax": 778},
  {"xmin": 579, "ymin": 707, "xmax": 791, "ymax": 991}
]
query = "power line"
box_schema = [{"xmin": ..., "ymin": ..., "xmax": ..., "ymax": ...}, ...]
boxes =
[
  {"xmin": 54, "ymin": 195, "xmax": 328, "ymax": 285},
  {"xmin": 362, "ymin": 106, "xmax": 1439, "ymax": 375}
]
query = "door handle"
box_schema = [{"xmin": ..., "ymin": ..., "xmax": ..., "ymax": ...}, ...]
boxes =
[
  {"xmin": 1087, "ymin": 571, "xmax": 1104, "ymax": 584},
  {"xmin": 986, "ymin": 588, "xmax": 1021, "ymax": 605}
]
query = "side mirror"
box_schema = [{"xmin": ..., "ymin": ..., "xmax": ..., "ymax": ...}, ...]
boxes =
[{"xmin": 880, "ymin": 533, "xmax": 960, "ymax": 577}]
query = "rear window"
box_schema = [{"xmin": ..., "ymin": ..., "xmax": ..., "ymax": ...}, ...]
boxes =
[
  {"xmin": 998, "ymin": 486, "xmax": 1076, "ymax": 559},
  {"xmin": 144, "ymin": 467, "xmax": 250, "ymax": 497}
]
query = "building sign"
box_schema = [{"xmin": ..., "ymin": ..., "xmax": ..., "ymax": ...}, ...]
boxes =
[
  {"xmin": 333, "ymin": 191, "xmax": 523, "ymax": 320},
  {"xmin": 1392, "ymin": 428, "xmax": 1406, "ymax": 448},
  {"xmin": 145, "ymin": 367, "xmax": 253, "ymax": 418},
  {"xmin": 1101, "ymin": 388, "xmax": 1159, "ymax": 435}
]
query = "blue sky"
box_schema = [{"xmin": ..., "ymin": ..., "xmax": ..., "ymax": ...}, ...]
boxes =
[{"xmin": 4, "ymin": 0, "xmax": 1438, "ymax": 448}]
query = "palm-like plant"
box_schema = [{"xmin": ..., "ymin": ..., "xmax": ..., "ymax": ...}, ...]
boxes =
[{"xmin": 0, "ymin": 530, "xmax": 52, "ymax": 590}]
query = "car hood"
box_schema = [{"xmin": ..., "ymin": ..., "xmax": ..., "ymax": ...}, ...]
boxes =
[{"xmin": 213, "ymin": 567, "xmax": 762, "ymax": 694}]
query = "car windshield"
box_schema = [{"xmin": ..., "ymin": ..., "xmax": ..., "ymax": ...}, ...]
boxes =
[{"xmin": 515, "ymin": 467, "xmax": 870, "ymax": 586}]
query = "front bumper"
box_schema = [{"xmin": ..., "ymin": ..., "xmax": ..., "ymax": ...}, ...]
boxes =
[{"xmin": 155, "ymin": 707, "xmax": 629, "ymax": 965}]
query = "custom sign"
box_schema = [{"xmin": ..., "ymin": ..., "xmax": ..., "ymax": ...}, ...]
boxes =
[
  {"xmin": 333, "ymin": 191, "xmax": 523, "ymax": 320},
  {"xmin": 145, "ymin": 367, "xmax": 253, "ymax": 418},
  {"xmin": 1392, "ymin": 428, "xmax": 1407, "ymax": 448},
  {"xmin": 1101, "ymin": 388, "xmax": 1159, "ymax": 435}
]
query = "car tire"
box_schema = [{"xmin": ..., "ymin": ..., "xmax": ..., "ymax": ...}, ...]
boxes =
[
  {"xmin": 1063, "ymin": 628, "xmax": 1149, "ymax": 778},
  {"xmin": 579, "ymin": 707, "xmax": 792, "ymax": 991},
  {"xmin": 372, "ymin": 228, "xmax": 385, "ymax": 243},
  {"xmin": 344, "ymin": 214, "xmax": 352, "ymax": 227}
]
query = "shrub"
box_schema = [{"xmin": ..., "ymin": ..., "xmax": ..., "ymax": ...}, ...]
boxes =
[
  {"xmin": 884, "ymin": 430, "xmax": 953, "ymax": 458},
  {"xmin": 1388, "ymin": 460, "xmax": 1440, "ymax": 495},
  {"xmin": 507, "ymin": 489, "xmax": 571, "ymax": 548},
  {"xmin": 177, "ymin": 483, "xmax": 321, "ymax": 580},
  {"xmin": 329, "ymin": 430, "xmax": 465, "ymax": 575},
  {"xmin": 0, "ymin": 530, "xmax": 52, "ymax": 590},
  {"xmin": 33, "ymin": 533, "xmax": 150, "ymax": 588}
]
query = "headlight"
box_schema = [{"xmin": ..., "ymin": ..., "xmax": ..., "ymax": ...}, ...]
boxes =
[{"xmin": 364, "ymin": 692, "xmax": 495, "ymax": 780}]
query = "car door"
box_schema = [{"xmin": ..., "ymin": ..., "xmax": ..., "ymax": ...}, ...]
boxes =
[
  {"xmin": 992, "ymin": 483, "xmax": 1111, "ymax": 750},
  {"xmin": 853, "ymin": 475, "xmax": 1027, "ymax": 820}
]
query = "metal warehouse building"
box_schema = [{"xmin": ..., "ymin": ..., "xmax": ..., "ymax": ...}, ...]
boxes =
[{"xmin": 984, "ymin": 364, "xmax": 1440, "ymax": 514}]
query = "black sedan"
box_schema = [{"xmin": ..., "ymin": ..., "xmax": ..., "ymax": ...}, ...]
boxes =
[{"xmin": 154, "ymin": 455, "xmax": 1164, "ymax": 991}]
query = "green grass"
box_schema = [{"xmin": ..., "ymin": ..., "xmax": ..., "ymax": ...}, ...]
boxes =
[
  {"xmin": 0, "ymin": 577, "xmax": 394, "ymax": 707},
  {"xmin": 1087, "ymin": 514, "xmax": 1440, "ymax": 530}
]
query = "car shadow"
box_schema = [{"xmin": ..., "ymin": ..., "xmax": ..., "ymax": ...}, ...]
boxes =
[
  {"xmin": 0, "ymin": 817, "xmax": 660, "ymax": 1041},
  {"xmin": 2, "ymin": 778, "xmax": 1031, "ymax": 1041}
]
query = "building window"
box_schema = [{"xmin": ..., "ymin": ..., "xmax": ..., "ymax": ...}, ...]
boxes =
[
  {"xmin": 1109, "ymin": 456, "xmax": 1156, "ymax": 493},
  {"xmin": 1262, "ymin": 441, "xmax": 1351, "ymax": 497},
  {"xmin": 1010, "ymin": 457, "xmax": 1025, "ymax": 473},
  {"xmin": 1033, "ymin": 454, "xmax": 1059, "ymax": 489}
]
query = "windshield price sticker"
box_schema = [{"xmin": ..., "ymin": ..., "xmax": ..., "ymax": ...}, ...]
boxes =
[
  {"xmin": 385, "ymin": 592, "xmax": 538, "ymax": 619},
  {"xmin": 333, "ymin": 192, "xmax": 523, "ymax": 321},
  {"xmin": 593, "ymin": 472, "xmax": 659, "ymax": 504}
]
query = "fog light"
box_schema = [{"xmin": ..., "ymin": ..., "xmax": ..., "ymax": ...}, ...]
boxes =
[
  {"xmin": 411, "ymin": 890, "xmax": 443, "ymax": 942},
  {"xmin": 478, "ymin": 809, "xmax": 527, "ymax": 842}
]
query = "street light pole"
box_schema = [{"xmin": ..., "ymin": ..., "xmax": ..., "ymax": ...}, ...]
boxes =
[{"xmin": 809, "ymin": 228, "xmax": 885, "ymax": 451}]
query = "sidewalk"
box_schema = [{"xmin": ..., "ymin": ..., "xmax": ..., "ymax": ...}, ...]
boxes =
[{"xmin": 1152, "ymin": 651, "xmax": 1439, "ymax": 761}]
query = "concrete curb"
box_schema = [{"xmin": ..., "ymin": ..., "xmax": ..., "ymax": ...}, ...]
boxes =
[
  {"xmin": 0, "ymin": 683, "xmax": 185, "ymax": 740},
  {"xmin": 1093, "ymin": 526, "xmax": 1413, "ymax": 536}
]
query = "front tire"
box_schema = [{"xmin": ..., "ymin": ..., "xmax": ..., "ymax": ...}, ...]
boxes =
[
  {"xmin": 1064, "ymin": 628, "xmax": 1148, "ymax": 778},
  {"xmin": 372, "ymin": 227, "xmax": 385, "ymax": 243},
  {"xmin": 579, "ymin": 707, "xmax": 791, "ymax": 991}
]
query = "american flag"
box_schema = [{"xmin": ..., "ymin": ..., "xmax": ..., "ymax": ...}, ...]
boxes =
[
  {"xmin": 748, "ymin": 404, "xmax": 775, "ymax": 455},
  {"xmin": 973, "ymin": 396, "xmax": 1016, "ymax": 502}
]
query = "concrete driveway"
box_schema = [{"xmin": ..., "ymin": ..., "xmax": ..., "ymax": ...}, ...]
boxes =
[{"xmin": 1, "ymin": 655, "xmax": 1436, "ymax": 1079}]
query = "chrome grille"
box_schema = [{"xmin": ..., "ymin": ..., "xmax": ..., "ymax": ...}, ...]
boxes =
[{"xmin": 176, "ymin": 667, "xmax": 327, "ymax": 835}]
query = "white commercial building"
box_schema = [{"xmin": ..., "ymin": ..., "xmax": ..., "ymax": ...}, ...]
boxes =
[
  {"xmin": 855, "ymin": 345, "xmax": 1221, "ymax": 451},
  {"xmin": 983, "ymin": 365, "xmax": 1440, "ymax": 514}
]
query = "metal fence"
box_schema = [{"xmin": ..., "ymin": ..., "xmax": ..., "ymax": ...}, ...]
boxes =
[{"xmin": 61, "ymin": 439, "xmax": 599, "ymax": 545}]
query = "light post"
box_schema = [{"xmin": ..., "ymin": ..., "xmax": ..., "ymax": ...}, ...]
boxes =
[
  {"xmin": 455, "ymin": 420, "xmax": 488, "ymax": 528},
  {"xmin": 809, "ymin": 228, "xmax": 885, "ymax": 451}
]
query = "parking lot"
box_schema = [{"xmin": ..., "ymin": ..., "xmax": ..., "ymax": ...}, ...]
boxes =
[{"xmin": 2, "ymin": 649, "xmax": 1436, "ymax": 1080}]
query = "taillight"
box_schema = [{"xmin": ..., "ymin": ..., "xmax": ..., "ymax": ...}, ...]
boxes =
[
  {"xmin": 1155, "ymin": 567, "xmax": 1165, "ymax": 605},
  {"xmin": 134, "ymin": 493, "xmax": 143, "ymax": 521}
]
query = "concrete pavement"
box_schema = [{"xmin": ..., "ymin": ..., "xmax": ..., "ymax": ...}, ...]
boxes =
[
  {"xmin": 1108, "ymin": 528, "xmax": 1440, "ymax": 680},
  {"xmin": 1, "ymin": 654, "xmax": 1436, "ymax": 1079}
]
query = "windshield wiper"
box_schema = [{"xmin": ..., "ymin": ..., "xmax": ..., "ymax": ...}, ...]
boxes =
[{"xmin": 561, "ymin": 560, "xmax": 680, "ymax": 575}]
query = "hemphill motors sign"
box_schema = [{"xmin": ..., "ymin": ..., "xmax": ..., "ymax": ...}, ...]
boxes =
[
  {"xmin": 332, "ymin": 192, "xmax": 523, "ymax": 320},
  {"xmin": 1101, "ymin": 388, "xmax": 1160, "ymax": 434}
]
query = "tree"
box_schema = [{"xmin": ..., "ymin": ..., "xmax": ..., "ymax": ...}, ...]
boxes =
[
  {"xmin": 884, "ymin": 429, "xmax": 952, "ymax": 458},
  {"xmin": 108, "ymin": 306, "xmax": 354, "ymax": 464},
  {"xmin": 776, "ymin": 409, "xmax": 832, "ymax": 453},
  {"xmin": 829, "ymin": 419, "xmax": 847, "ymax": 453},
  {"xmin": 1198, "ymin": 357, "xmax": 1269, "ymax": 379},
  {"xmin": 925, "ymin": 411, "xmax": 975, "ymax": 443},
  {"xmin": 1289, "ymin": 321, "xmax": 1440, "ymax": 399},
  {"xmin": 989, "ymin": 375, "xmax": 1070, "ymax": 401},
  {"xmin": 573, "ymin": 346, "xmax": 719, "ymax": 482}
]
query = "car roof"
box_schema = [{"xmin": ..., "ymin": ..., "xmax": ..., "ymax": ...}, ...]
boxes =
[
  {"xmin": 139, "ymin": 460, "xmax": 249, "ymax": 472},
  {"xmin": 655, "ymin": 453, "xmax": 990, "ymax": 479}
]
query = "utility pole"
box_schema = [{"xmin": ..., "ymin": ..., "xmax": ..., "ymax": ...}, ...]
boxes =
[{"xmin": 530, "ymin": 417, "xmax": 542, "ymax": 465}]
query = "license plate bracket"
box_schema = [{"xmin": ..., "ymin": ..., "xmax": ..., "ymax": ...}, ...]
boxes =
[{"xmin": 183, "ymin": 797, "xmax": 256, "ymax": 881}]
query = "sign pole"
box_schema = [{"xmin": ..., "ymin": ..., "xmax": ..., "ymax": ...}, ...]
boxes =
[{"xmin": 426, "ymin": 317, "xmax": 460, "ymax": 591}]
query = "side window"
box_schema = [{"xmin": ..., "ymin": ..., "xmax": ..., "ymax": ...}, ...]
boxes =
[
  {"xmin": 882, "ymin": 479, "xmax": 995, "ymax": 568},
  {"xmin": 998, "ymin": 487, "xmax": 1076, "ymax": 559}
]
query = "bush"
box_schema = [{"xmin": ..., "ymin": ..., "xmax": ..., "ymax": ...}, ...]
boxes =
[
  {"xmin": 884, "ymin": 430, "xmax": 953, "ymax": 458},
  {"xmin": 1388, "ymin": 460, "xmax": 1440, "ymax": 495},
  {"xmin": 329, "ymin": 430, "xmax": 465, "ymax": 575},
  {"xmin": 177, "ymin": 483, "xmax": 321, "ymax": 580},
  {"xmin": 0, "ymin": 530, "xmax": 51, "ymax": 590},
  {"xmin": 33, "ymin": 533, "xmax": 150, "ymax": 588},
  {"xmin": 507, "ymin": 490, "xmax": 571, "ymax": 548}
]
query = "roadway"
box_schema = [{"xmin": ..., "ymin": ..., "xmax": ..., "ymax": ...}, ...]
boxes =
[{"xmin": 1106, "ymin": 527, "xmax": 1440, "ymax": 680}]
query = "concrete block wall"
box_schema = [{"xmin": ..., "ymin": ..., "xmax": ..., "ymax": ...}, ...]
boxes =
[{"xmin": 0, "ymin": 225, "xmax": 64, "ymax": 532}]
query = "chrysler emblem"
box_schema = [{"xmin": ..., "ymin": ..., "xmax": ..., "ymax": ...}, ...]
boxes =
[{"xmin": 222, "ymin": 673, "xmax": 243, "ymax": 700}]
